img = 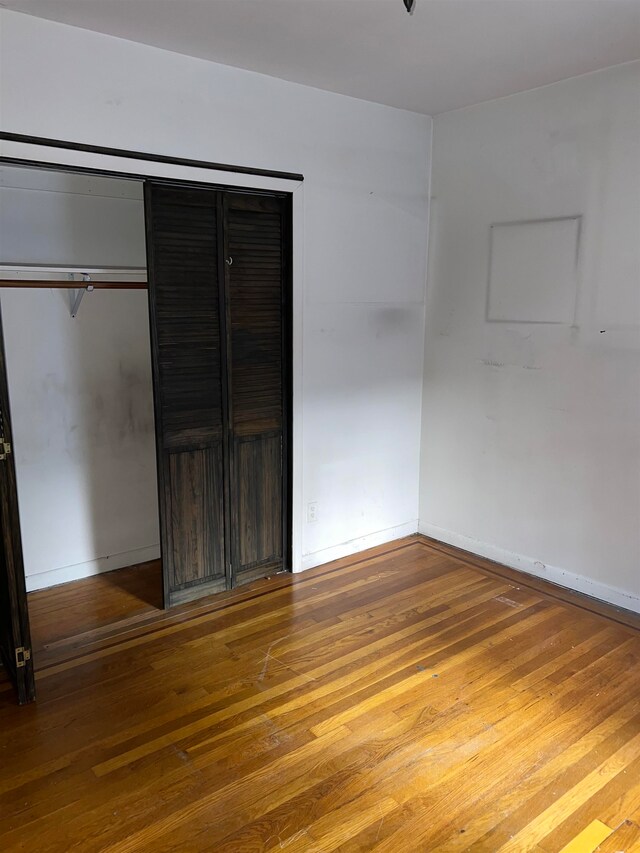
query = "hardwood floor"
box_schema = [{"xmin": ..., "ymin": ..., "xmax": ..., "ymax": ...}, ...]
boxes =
[
  {"xmin": 27, "ymin": 560, "xmax": 163, "ymax": 664},
  {"xmin": 1, "ymin": 536, "xmax": 639, "ymax": 852}
]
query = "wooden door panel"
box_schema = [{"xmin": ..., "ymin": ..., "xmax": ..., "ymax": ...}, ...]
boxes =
[
  {"xmin": 168, "ymin": 445, "xmax": 226, "ymax": 595},
  {"xmin": 228, "ymin": 210, "xmax": 283, "ymax": 437},
  {"xmin": 150, "ymin": 191, "xmax": 224, "ymax": 448},
  {"xmin": 234, "ymin": 434, "xmax": 283, "ymax": 576},
  {"xmin": 145, "ymin": 184, "xmax": 229, "ymax": 606},
  {"xmin": 0, "ymin": 300, "xmax": 35, "ymax": 703},
  {"xmin": 147, "ymin": 185, "xmax": 290, "ymax": 602},
  {"xmin": 223, "ymin": 194, "xmax": 288, "ymax": 583}
]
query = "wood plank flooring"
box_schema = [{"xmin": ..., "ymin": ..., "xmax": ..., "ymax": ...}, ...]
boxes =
[
  {"xmin": 1, "ymin": 535, "xmax": 639, "ymax": 852},
  {"xmin": 27, "ymin": 560, "xmax": 163, "ymax": 660}
]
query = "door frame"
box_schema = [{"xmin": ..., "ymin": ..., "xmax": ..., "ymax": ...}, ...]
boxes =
[{"xmin": 0, "ymin": 132, "xmax": 304, "ymax": 582}]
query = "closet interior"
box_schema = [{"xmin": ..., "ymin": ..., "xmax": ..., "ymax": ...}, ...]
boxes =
[{"xmin": 0, "ymin": 163, "xmax": 292, "ymax": 702}]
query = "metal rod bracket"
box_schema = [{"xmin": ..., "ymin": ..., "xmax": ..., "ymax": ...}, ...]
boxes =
[{"xmin": 69, "ymin": 274, "xmax": 93, "ymax": 317}]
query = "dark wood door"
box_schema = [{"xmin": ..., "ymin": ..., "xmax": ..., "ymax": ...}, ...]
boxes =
[
  {"xmin": 0, "ymin": 301, "xmax": 35, "ymax": 704},
  {"xmin": 145, "ymin": 184, "xmax": 229, "ymax": 607},
  {"xmin": 223, "ymin": 193, "xmax": 290, "ymax": 585}
]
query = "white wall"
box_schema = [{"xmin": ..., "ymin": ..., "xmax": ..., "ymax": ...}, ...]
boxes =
[
  {"xmin": 0, "ymin": 166, "xmax": 146, "ymax": 267},
  {"xmin": 2, "ymin": 288, "xmax": 159, "ymax": 591},
  {"xmin": 0, "ymin": 9, "xmax": 432, "ymax": 575},
  {"xmin": 0, "ymin": 167, "xmax": 159, "ymax": 591},
  {"xmin": 420, "ymin": 62, "xmax": 640, "ymax": 612}
]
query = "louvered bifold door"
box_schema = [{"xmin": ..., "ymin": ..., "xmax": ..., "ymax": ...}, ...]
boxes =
[
  {"xmin": 145, "ymin": 184, "xmax": 229, "ymax": 607},
  {"xmin": 0, "ymin": 300, "xmax": 35, "ymax": 704},
  {"xmin": 223, "ymin": 193, "xmax": 289, "ymax": 585}
]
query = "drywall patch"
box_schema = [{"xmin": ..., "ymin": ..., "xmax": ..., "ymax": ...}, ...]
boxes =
[{"xmin": 487, "ymin": 216, "xmax": 581, "ymax": 324}]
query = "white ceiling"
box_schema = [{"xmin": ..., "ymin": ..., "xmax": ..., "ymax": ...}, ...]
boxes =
[{"xmin": 5, "ymin": 0, "xmax": 640, "ymax": 115}]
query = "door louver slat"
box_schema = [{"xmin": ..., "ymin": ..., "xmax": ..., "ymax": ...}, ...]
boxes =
[{"xmin": 146, "ymin": 185, "xmax": 227, "ymax": 605}]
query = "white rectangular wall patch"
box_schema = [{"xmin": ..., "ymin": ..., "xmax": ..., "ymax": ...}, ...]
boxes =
[{"xmin": 487, "ymin": 216, "xmax": 581, "ymax": 324}]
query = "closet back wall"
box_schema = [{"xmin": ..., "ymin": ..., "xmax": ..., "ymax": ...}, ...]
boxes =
[
  {"xmin": 0, "ymin": 9, "xmax": 432, "ymax": 571},
  {"xmin": 0, "ymin": 168, "xmax": 159, "ymax": 591}
]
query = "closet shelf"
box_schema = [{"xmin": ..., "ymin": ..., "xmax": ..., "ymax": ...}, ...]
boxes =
[
  {"xmin": 0, "ymin": 265, "xmax": 148, "ymax": 317},
  {"xmin": 0, "ymin": 265, "xmax": 148, "ymax": 289}
]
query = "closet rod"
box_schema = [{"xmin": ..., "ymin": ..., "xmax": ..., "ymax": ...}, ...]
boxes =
[{"xmin": 0, "ymin": 280, "xmax": 147, "ymax": 289}]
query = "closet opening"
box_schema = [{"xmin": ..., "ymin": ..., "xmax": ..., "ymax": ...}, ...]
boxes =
[
  {"xmin": 0, "ymin": 160, "xmax": 293, "ymax": 704},
  {"xmin": 0, "ymin": 163, "xmax": 161, "ymax": 683}
]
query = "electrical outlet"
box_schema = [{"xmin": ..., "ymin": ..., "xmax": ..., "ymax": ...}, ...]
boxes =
[{"xmin": 307, "ymin": 502, "xmax": 318, "ymax": 523}]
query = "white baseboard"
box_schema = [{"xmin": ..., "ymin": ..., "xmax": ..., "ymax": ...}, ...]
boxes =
[
  {"xmin": 25, "ymin": 544, "xmax": 161, "ymax": 592},
  {"xmin": 419, "ymin": 521, "xmax": 640, "ymax": 615},
  {"xmin": 298, "ymin": 519, "xmax": 419, "ymax": 573}
]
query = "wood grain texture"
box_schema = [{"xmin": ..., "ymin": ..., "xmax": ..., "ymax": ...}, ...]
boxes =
[
  {"xmin": 223, "ymin": 193, "xmax": 288, "ymax": 581},
  {"xmin": 235, "ymin": 434, "xmax": 282, "ymax": 573},
  {"xmin": 595, "ymin": 820, "xmax": 640, "ymax": 851},
  {"xmin": 146, "ymin": 185, "xmax": 291, "ymax": 604},
  {"xmin": 1, "ymin": 536, "xmax": 639, "ymax": 850},
  {"xmin": 27, "ymin": 560, "xmax": 162, "ymax": 661},
  {"xmin": 557, "ymin": 820, "xmax": 612, "ymax": 853},
  {"xmin": 168, "ymin": 446, "xmax": 225, "ymax": 588},
  {"xmin": 145, "ymin": 183, "xmax": 228, "ymax": 603},
  {"xmin": 0, "ymin": 301, "xmax": 35, "ymax": 704},
  {"xmin": 146, "ymin": 186, "xmax": 224, "ymax": 450}
]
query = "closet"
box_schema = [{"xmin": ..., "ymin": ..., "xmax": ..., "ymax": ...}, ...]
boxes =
[
  {"xmin": 146, "ymin": 183, "xmax": 290, "ymax": 606},
  {"xmin": 0, "ymin": 164, "xmax": 292, "ymax": 703}
]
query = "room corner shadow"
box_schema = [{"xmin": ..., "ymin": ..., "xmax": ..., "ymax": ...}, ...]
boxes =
[{"xmin": 98, "ymin": 559, "xmax": 164, "ymax": 611}]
